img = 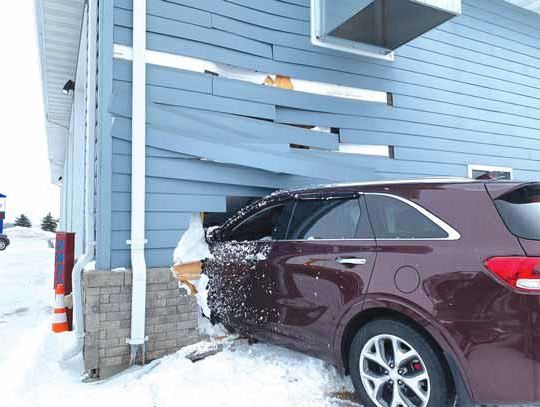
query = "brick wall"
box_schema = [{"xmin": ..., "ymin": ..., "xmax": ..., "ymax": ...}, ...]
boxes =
[{"xmin": 83, "ymin": 268, "xmax": 200, "ymax": 378}]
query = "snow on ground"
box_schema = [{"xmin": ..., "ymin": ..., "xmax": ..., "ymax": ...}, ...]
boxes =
[{"xmin": 0, "ymin": 229, "xmax": 356, "ymax": 407}]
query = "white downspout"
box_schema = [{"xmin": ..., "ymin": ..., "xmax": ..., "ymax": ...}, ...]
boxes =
[
  {"xmin": 60, "ymin": 0, "xmax": 98, "ymax": 362},
  {"xmin": 127, "ymin": 0, "xmax": 148, "ymax": 364}
]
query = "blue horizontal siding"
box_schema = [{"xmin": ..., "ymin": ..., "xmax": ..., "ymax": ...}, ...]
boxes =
[
  {"xmin": 99, "ymin": 0, "xmax": 540, "ymax": 269},
  {"xmin": 111, "ymin": 248, "xmax": 177, "ymax": 269}
]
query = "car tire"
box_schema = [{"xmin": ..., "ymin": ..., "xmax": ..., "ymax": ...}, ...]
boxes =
[
  {"xmin": 0, "ymin": 239, "xmax": 7, "ymax": 251},
  {"xmin": 349, "ymin": 319, "xmax": 451, "ymax": 407}
]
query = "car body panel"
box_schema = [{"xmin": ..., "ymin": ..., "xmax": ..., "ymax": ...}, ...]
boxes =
[{"xmin": 268, "ymin": 239, "xmax": 378, "ymax": 359}]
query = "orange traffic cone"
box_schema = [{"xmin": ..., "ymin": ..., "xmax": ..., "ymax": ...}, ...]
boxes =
[{"xmin": 52, "ymin": 284, "xmax": 69, "ymax": 333}]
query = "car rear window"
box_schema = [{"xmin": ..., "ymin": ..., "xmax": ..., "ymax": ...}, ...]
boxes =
[
  {"xmin": 494, "ymin": 184, "xmax": 540, "ymax": 241},
  {"xmin": 365, "ymin": 194, "xmax": 449, "ymax": 239}
]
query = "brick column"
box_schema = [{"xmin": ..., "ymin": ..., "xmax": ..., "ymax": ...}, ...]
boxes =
[{"xmin": 83, "ymin": 268, "xmax": 200, "ymax": 378}]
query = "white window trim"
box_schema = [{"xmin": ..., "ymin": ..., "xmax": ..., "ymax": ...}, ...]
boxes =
[{"xmin": 468, "ymin": 164, "xmax": 513, "ymax": 180}]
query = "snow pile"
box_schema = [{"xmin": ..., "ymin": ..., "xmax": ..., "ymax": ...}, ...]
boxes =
[
  {"xmin": 1, "ymin": 222, "xmax": 359, "ymax": 407},
  {"xmin": 172, "ymin": 213, "xmax": 212, "ymax": 317},
  {"xmin": 5, "ymin": 226, "xmax": 55, "ymax": 241}
]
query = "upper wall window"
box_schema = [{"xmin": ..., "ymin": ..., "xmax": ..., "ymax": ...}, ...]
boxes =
[
  {"xmin": 288, "ymin": 197, "xmax": 373, "ymax": 240},
  {"xmin": 365, "ymin": 194, "xmax": 451, "ymax": 240},
  {"xmin": 468, "ymin": 165, "xmax": 513, "ymax": 181}
]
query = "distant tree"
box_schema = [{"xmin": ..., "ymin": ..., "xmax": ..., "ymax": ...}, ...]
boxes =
[
  {"xmin": 41, "ymin": 213, "xmax": 58, "ymax": 233},
  {"xmin": 14, "ymin": 214, "xmax": 32, "ymax": 228}
]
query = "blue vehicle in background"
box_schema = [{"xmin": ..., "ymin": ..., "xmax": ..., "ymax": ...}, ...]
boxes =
[{"xmin": 0, "ymin": 193, "xmax": 9, "ymax": 251}]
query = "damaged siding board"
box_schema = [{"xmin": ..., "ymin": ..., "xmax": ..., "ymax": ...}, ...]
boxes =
[
  {"xmin": 114, "ymin": 60, "xmax": 213, "ymax": 94},
  {"xmin": 211, "ymin": 76, "xmax": 391, "ymax": 116},
  {"xmin": 101, "ymin": 0, "xmax": 540, "ymax": 269},
  {"xmin": 111, "ymin": 80, "xmax": 276, "ymax": 120},
  {"xmin": 111, "ymin": 174, "xmax": 271, "ymax": 197},
  {"xmin": 111, "ymin": 154, "xmax": 324, "ymax": 189},
  {"xmin": 112, "ymin": 107, "xmax": 338, "ymax": 153}
]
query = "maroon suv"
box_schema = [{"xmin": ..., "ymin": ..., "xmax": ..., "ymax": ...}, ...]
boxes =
[{"xmin": 205, "ymin": 179, "xmax": 540, "ymax": 407}]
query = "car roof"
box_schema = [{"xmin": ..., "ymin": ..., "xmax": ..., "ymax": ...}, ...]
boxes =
[{"xmin": 281, "ymin": 177, "xmax": 525, "ymax": 197}]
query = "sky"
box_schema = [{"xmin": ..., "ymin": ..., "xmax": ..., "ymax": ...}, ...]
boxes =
[{"xmin": 0, "ymin": 1, "xmax": 60, "ymax": 224}]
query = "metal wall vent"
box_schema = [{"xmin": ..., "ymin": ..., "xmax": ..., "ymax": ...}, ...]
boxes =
[{"xmin": 311, "ymin": 0, "xmax": 461, "ymax": 61}]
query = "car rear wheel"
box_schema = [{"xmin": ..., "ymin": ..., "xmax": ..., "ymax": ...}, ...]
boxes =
[
  {"xmin": 0, "ymin": 239, "xmax": 7, "ymax": 251},
  {"xmin": 349, "ymin": 319, "xmax": 451, "ymax": 407}
]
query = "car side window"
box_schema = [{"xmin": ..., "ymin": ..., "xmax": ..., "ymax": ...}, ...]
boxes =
[
  {"xmin": 365, "ymin": 194, "xmax": 448, "ymax": 239},
  {"xmin": 288, "ymin": 197, "xmax": 372, "ymax": 240},
  {"xmin": 227, "ymin": 201, "xmax": 292, "ymax": 242}
]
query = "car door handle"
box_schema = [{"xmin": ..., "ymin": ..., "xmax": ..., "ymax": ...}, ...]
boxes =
[{"xmin": 336, "ymin": 257, "xmax": 367, "ymax": 266}]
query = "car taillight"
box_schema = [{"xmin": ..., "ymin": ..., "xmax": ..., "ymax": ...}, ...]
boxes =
[{"xmin": 484, "ymin": 257, "xmax": 540, "ymax": 291}]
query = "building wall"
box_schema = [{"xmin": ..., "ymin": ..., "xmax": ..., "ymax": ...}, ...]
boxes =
[
  {"xmin": 83, "ymin": 268, "xmax": 200, "ymax": 378},
  {"xmin": 96, "ymin": 0, "xmax": 540, "ymax": 269}
]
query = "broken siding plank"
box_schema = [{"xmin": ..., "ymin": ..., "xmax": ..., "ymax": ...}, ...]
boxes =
[
  {"xmin": 277, "ymin": 108, "xmax": 540, "ymax": 148},
  {"xmin": 114, "ymin": 60, "xmax": 213, "ymax": 94},
  {"xmin": 141, "ymin": 127, "xmax": 358, "ymax": 180},
  {"xmin": 146, "ymin": 105, "xmax": 339, "ymax": 150},
  {"xmin": 111, "ymin": 80, "xmax": 276, "ymax": 120},
  {"xmin": 112, "ymin": 154, "xmax": 326, "ymax": 189},
  {"xmin": 212, "ymin": 76, "xmax": 391, "ymax": 117},
  {"xmin": 112, "ymin": 173, "xmax": 271, "ymax": 196}
]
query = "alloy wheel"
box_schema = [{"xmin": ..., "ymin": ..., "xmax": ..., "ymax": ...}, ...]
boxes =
[{"xmin": 359, "ymin": 334, "xmax": 431, "ymax": 407}]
